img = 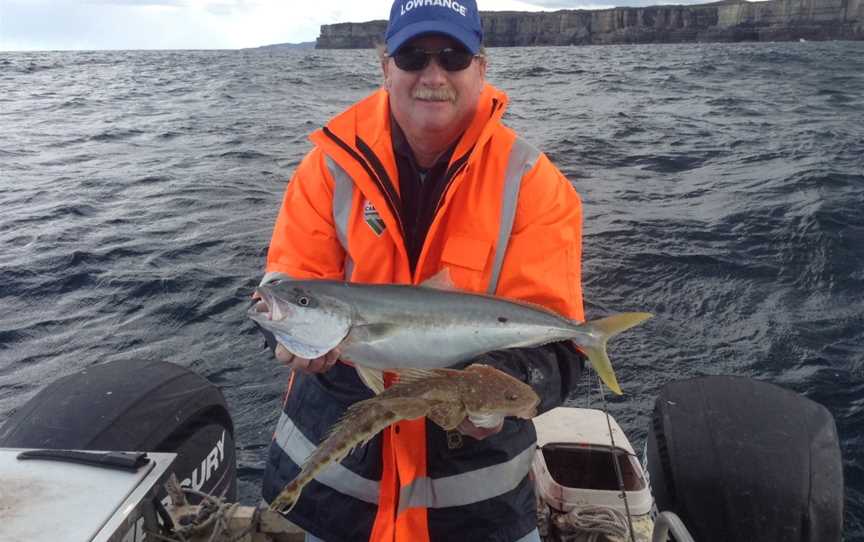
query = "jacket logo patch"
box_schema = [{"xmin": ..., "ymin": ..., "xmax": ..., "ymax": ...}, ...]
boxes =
[{"xmin": 363, "ymin": 200, "xmax": 386, "ymax": 236}]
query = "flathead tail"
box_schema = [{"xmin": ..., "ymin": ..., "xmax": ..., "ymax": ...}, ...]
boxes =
[
  {"xmin": 270, "ymin": 489, "xmax": 299, "ymax": 514},
  {"xmin": 269, "ymin": 484, "xmax": 300, "ymax": 514},
  {"xmin": 579, "ymin": 312, "xmax": 653, "ymax": 395}
]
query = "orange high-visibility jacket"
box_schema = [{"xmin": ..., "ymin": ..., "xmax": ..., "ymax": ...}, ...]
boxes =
[{"xmin": 262, "ymin": 83, "xmax": 584, "ymax": 542}]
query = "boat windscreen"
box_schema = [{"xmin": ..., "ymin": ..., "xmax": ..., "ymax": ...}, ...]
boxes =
[{"xmin": 541, "ymin": 443, "xmax": 646, "ymax": 491}]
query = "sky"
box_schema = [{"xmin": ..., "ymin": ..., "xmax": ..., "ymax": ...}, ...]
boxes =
[{"xmin": 1, "ymin": 0, "xmax": 720, "ymax": 51}]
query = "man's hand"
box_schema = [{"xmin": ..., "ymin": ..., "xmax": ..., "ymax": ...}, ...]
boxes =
[
  {"xmin": 275, "ymin": 344, "xmax": 340, "ymax": 374},
  {"xmin": 457, "ymin": 415, "xmax": 505, "ymax": 440}
]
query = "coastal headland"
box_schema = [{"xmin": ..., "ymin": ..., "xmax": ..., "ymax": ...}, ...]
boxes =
[{"xmin": 315, "ymin": 0, "xmax": 863, "ymax": 48}]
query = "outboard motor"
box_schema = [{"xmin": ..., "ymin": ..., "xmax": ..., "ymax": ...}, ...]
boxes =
[
  {"xmin": 646, "ymin": 375, "xmax": 843, "ymax": 541},
  {"xmin": 0, "ymin": 360, "xmax": 236, "ymax": 502}
]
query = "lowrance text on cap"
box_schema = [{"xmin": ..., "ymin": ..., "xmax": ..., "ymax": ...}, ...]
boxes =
[
  {"xmin": 400, "ymin": 0, "xmax": 469, "ymax": 17},
  {"xmin": 385, "ymin": 0, "xmax": 483, "ymax": 55}
]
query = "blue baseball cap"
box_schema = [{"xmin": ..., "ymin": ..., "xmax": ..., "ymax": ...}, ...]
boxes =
[{"xmin": 385, "ymin": 0, "xmax": 483, "ymax": 55}]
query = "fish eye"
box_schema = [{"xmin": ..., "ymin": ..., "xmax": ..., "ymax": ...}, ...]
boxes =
[
  {"xmin": 507, "ymin": 393, "xmax": 518, "ymax": 401},
  {"xmin": 297, "ymin": 296, "xmax": 310, "ymax": 307}
]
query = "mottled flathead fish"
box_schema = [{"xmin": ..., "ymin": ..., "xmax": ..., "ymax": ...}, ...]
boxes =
[
  {"xmin": 249, "ymin": 275, "xmax": 651, "ymax": 395},
  {"xmin": 268, "ymin": 363, "xmax": 540, "ymax": 513}
]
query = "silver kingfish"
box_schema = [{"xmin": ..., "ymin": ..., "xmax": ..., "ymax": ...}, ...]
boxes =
[{"xmin": 248, "ymin": 275, "xmax": 651, "ymax": 395}]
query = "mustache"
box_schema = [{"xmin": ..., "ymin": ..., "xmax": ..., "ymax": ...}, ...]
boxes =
[{"xmin": 412, "ymin": 86, "xmax": 457, "ymax": 102}]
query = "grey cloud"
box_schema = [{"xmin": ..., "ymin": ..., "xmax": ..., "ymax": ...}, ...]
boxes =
[
  {"xmin": 0, "ymin": 0, "xmax": 226, "ymax": 50},
  {"xmin": 85, "ymin": 0, "xmax": 253, "ymax": 15},
  {"xmin": 85, "ymin": 0, "xmax": 187, "ymax": 5},
  {"xmin": 205, "ymin": 3, "xmax": 242, "ymax": 16}
]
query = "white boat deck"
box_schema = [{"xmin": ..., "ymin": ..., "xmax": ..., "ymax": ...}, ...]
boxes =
[{"xmin": 0, "ymin": 449, "xmax": 175, "ymax": 542}]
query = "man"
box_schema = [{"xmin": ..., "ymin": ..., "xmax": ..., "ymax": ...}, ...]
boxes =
[{"xmin": 257, "ymin": 0, "xmax": 586, "ymax": 540}]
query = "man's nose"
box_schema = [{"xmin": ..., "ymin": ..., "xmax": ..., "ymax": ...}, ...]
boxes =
[{"xmin": 418, "ymin": 56, "xmax": 449, "ymax": 82}]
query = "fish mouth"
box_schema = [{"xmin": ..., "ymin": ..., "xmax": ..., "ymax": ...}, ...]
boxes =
[
  {"xmin": 518, "ymin": 405, "xmax": 538, "ymax": 419},
  {"xmin": 248, "ymin": 287, "xmax": 286, "ymax": 322},
  {"xmin": 518, "ymin": 398, "xmax": 540, "ymax": 419}
]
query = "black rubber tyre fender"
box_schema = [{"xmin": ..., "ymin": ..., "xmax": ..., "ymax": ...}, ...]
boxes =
[{"xmin": 646, "ymin": 375, "xmax": 843, "ymax": 542}]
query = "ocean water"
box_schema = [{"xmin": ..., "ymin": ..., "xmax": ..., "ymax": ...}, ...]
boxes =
[{"xmin": 1, "ymin": 42, "xmax": 862, "ymax": 537}]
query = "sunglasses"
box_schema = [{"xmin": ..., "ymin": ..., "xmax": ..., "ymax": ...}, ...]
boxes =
[{"xmin": 391, "ymin": 47, "xmax": 477, "ymax": 72}]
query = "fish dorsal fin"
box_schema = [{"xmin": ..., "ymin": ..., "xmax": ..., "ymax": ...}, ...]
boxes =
[
  {"xmin": 420, "ymin": 268, "xmax": 457, "ymax": 291},
  {"xmin": 394, "ymin": 368, "xmax": 446, "ymax": 384}
]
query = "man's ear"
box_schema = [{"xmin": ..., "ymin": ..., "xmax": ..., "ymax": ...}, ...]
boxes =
[{"xmin": 381, "ymin": 59, "xmax": 391, "ymax": 90}]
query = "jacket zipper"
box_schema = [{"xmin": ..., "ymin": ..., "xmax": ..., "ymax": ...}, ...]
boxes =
[
  {"xmin": 323, "ymin": 126, "xmax": 482, "ymax": 283},
  {"xmin": 322, "ymin": 126, "xmax": 405, "ymax": 236}
]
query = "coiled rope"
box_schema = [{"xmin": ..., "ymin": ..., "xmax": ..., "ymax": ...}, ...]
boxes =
[
  {"xmin": 553, "ymin": 505, "xmax": 631, "ymax": 542},
  {"xmin": 538, "ymin": 498, "xmax": 632, "ymax": 542}
]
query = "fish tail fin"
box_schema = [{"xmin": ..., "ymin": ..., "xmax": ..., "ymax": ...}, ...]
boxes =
[
  {"xmin": 579, "ymin": 312, "xmax": 653, "ymax": 396},
  {"xmin": 270, "ymin": 482, "xmax": 301, "ymax": 514}
]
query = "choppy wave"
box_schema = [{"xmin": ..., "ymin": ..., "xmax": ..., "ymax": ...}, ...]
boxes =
[{"xmin": 1, "ymin": 42, "xmax": 862, "ymax": 535}]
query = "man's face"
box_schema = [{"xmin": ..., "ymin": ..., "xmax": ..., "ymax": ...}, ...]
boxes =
[{"xmin": 383, "ymin": 34, "xmax": 486, "ymax": 141}]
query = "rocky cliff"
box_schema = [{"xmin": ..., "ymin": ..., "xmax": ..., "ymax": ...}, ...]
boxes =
[{"xmin": 315, "ymin": 0, "xmax": 863, "ymax": 48}]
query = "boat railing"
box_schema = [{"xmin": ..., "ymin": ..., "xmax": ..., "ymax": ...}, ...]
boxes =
[{"xmin": 651, "ymin": 511, "xmax": 696, "ymax": 542}]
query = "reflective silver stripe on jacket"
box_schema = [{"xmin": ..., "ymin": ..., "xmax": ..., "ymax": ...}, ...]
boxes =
[
  {"xmin": 326, "ymin": 156, "xmax": 355, "ymax": 281},
  {"xmin": 273, "ymin": 412, "xmax": 380, "ymax": 504},
  {"xmin": 487, "ymin": 137, "xmax": 541, "ymax": 295},
  {"xmin": 517, "ymin": 528, "xmax": 542, "ymax": 542},
  {"xmin": 397, "ymin": 443, "xmax": 536, "ymax": 513}
]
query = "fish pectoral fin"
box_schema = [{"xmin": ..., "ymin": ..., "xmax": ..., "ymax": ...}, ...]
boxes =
[
  {"xmin": 377, "ymin": 397, "xmax": 435, "ymax": 421},
  {"xmin": 356, "ymin": 366, "xmax": 385, "ymax": 395},
  {"xmin": 350, "ymin": 323, "xmax": 399, "ymax": 343},
  {"xmin": 428, "ymin": 403, "xmax": 466, "ymax": 431}
]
